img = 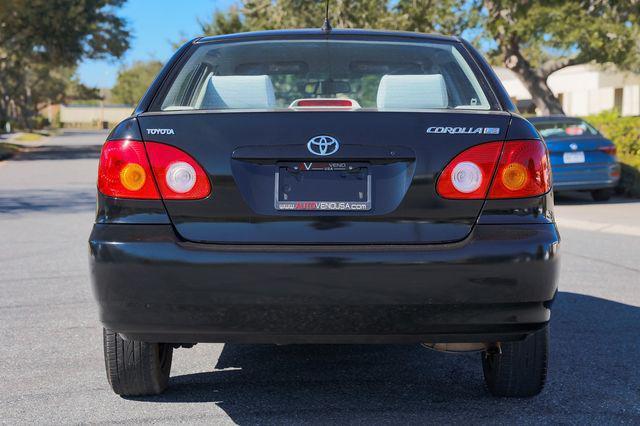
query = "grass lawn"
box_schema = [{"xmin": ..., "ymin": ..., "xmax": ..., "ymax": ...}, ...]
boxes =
[{"xmin": 13, "ymin": 132, "xmax": 43, "ymax": 142}]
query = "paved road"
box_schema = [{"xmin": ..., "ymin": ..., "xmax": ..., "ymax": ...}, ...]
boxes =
[{"xmin": 1, "ymin": 131, "xmax": 639, "ymax": 424}]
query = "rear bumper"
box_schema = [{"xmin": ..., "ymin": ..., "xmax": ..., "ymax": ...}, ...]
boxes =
[
  {"xmin": 552, "ymin": 162, "xmax": 620, "ymax": 191},
  {"xmin": 89, "ymin": 223, "xmax": 560, "ymax": 344}
]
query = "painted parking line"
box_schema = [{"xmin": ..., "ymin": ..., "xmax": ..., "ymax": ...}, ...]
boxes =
[{"xmin": 557, "ymin": 218, "xmax": 640, "ymax": 237}]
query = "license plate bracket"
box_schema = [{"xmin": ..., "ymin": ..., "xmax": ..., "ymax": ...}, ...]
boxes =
[{"xmin": 275, "ymin": 162, "xmax": 371, "ymax": 211}]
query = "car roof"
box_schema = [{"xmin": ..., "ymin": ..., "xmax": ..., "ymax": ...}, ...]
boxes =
[
  {"xmin": 528, "ymin": 115, "xmax": 585, "ymax": 124},
  {"xmin": 197, "ymin": 29, "xmax": 461, "ymax": 44}
]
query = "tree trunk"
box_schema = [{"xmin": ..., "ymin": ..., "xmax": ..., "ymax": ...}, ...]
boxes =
[
  {"xmin": 513, "ymin": 68, "xmax": 565, "ymax": 116},
  {"xmin": 504, "ymin": 52, "xmax": 565, "ymax": 116},
  {"xmin": 484, "ymin": 1, "xmax": 566, "ymax": 116}
]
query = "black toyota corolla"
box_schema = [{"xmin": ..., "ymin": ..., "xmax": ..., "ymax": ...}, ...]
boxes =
[{"xmin": 90, "ymin": 29, "xmax": 559, "ymax": 398}]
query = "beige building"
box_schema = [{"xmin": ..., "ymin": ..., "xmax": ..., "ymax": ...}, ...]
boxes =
[
  {"xmin": 59, "ymin": 104, "xmax": 133, "ymax": 128},
  {"xmin": 495, "ymin": 64, "xmax": 640, "ymax": 116}
]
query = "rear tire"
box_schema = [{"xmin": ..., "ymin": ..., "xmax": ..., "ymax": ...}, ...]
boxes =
[
  {"xmin": 482, "ymin": 325, "xmax": 548, "ymax": 397},
  {"xmin": 103, "ymin": 328, "xmax": 173, "ymax": 396},
  {"xmin": 591, "ymin": 189, "xmax": 612, "ymax": 202}
]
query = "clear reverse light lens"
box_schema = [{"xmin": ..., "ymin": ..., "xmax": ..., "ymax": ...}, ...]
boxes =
[
  {"xmin": 451, "ymin": 161, "xmax": 482, "ymax": 193},
  {"xmin": 166, "ymin": 161, "xmax": 196, "ymax": 193}
]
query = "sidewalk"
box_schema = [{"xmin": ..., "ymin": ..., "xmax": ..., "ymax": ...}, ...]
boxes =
[{"xmin": 554, "ymin": 192, "xmax": 640, "ymax": 236}]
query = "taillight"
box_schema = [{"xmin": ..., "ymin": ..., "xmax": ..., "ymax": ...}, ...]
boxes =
[
  {"xmin": 296, "ymin": 99, "xmax": 353, "ymax": 107},
  {"xmin": 598, "ymin": 145, "xmax": 617, "ymax": 156},
  {"xmin": 436, "ymin": 142, "xmax": 503, "ymax": 199},
  {"xmin": 489, "ymin": 140, "xmax": 551, "ymax": 199},
  {"xmin": 145, "ymin": 142, "xmax": 210, "ymax": 200},
  {"xmin": 437, "ymin": 140, "xmax": 551, "ymax": 200},
  {"xmin": 289, "ymin": 98, "xmax": 360, "ymax": 109},
  {"xmin": 98, "ymin": 140, "xmax": 210, "ymax": 200},
  {"xmin": 98, "ymin": 139, "xmax": 160, "ymax": 199}
]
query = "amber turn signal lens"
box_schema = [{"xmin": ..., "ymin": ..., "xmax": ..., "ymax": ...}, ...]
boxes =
[
  {"xmin": 120, "ymin": 163, "xmax": 146, "ymax": 191},
  {"xmin": 501, "ymin": 162, "xmax": 528, "ymax": 191}
]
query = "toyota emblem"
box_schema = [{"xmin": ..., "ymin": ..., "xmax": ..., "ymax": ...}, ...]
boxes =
[{"xmin": 307, "ymin": 135, "xmax": 340, "ymax": 156}]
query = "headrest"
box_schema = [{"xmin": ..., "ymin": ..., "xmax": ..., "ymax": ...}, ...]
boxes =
[
  {"xmin": 198, "ymin": 75, "xmax": 276, "ymax": 109},
  {"xmin": 376, "ymin": 74, "xmax": 449, "ymax": 110}
]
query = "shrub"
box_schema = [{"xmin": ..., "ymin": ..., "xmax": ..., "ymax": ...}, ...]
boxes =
[{"xmin": 584, "ymin": 110, "xmax": 640, "ymax": 197}]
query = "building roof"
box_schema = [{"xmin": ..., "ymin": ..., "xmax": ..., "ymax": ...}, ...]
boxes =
[
  {"xmin": 494, "ymin": 63, "xmax": 640, "ymax": 101},
  {"xmin": 527, "ymin": 115, "xmax": 583, "ymax": 123},
  {"xmin": 493, "ymin": 67, "xmax": 519, "ymax": 81}
]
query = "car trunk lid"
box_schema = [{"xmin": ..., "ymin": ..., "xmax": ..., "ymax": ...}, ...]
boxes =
[
  {"xmin": 545, "ymin": 136, "xmax": 613, "ymax": 166},
  {"xmin": 138, "ymin": 110, "xmax": 511, "ymax": 244}
]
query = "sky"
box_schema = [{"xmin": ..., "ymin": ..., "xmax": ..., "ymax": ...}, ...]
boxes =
[{"xmin": 77, "ymin": 0, "xmax": 236, "ymax": 88}]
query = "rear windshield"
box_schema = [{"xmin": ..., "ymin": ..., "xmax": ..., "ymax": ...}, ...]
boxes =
[
  {"xmin": 157, "ymin": 39, "xmax": 494, "ymax": 112},
  {"xmin": 533, "ymin": 119, "xmax": 599, "ymax": 138}
]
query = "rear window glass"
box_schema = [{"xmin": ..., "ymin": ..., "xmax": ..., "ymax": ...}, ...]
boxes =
[
  {"xmin": 533, "ymin": 120, "xmax": 599, "ymax": 138},
  {"xmin": 158, "ymin": 39, "xmax": 493, "ymax": 112}
]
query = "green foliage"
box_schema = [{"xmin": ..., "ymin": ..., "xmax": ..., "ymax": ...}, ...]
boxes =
[
  {"xmin": 111, "ymin": 61, "xmax": 164, "ymax": 106},
  {"xmin": 199, "ymin": 5, "xmax": 246, "ymax": 35},
  {"xmin": 0, "ymin": 0, "xmax": 129, "ymax": 65},
  {"xmin": 586, "ymin": 110, "xmax": 640, "ymax": 157},
  {"xmin": 0, "ymin": 0, "xmax": 130, "ymax": 129},
  {"xmin": 200, "ymin": 0, "xmax": 469, "ymax": 36},
  {"xmin": 13, "ymin": 132, "xmax": 43, "ymax": 142},
  {"xmin": 479, "ymin": 1, "xmax": 640, "ymax": 114},
  {"xmin": 240, "ymin": 0, "xmax": 390, "ymax": 31},
  {"xmin": 585, "ymin": 110, "xmax": 640, "ymax": 197},
  {"xmin": 482, "ymin": 1, "xmax": 640, "ymax": 70},
  {"xmin": 199, "ymin": 1, "xmax": 640, "ymax": 115},
  {"xmin": 394, "ymin": 0, "xmax": 478, "ymax": 35}
]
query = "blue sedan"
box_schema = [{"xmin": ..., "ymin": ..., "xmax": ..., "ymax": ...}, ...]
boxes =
[{"xmin": 530, "ymin": 116, "xmax": 620, "ymax": 201}]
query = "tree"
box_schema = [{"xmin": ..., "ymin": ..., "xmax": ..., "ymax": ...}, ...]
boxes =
[
  {"xmin": 197, "ymin": 0, "xmax": 640, "ymax": 115},
  {"xmin": 200, "ymin": 0, "xmax": 469, "ymax": 35},
  {"xmin": 0, "ymin": 0, "xmax": 130, "ymax": 128},
  {"xmin": 394, "ymin": 0, "xmax": 477, "ymax": 35},
  {"xmin": 199, "ymin": 1, "xmax": 389, "ymax": 33},
  {"xmin": 479, "ymin": 0, "xmax": 640, "ymax": 115},
  {"xmin": 111, "ymin": 60, "xmax": 164, "ymax": 106},
  {"xmin": 199, "ymin": 5, "xmax": 247, "ymax": 35}
]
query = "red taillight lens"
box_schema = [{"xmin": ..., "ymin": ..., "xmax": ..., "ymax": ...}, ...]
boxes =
[
  {"xmin": 598, "ymin": 145, "xmax": 617, "ymax": 156},
  {"xmin": 97, "ymin": 139, "xmax": 160, "ymax": 199},
  {"xmin": 436, "ymin": 142, "xmax": 503, "ymax": 199},
  {"xmin": 145, "ymin": 142, "xmax": 210, "ymax": 200},
  {"xmin": 489, "ymin": 140, "xmax": 551, "ymax": 199},
  {"xmin": 437, "ymin": 140, "xmax": 551, "ymax": 200}
]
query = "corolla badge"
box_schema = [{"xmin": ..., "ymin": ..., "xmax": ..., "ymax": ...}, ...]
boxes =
[
  {"xmin": 426, "ymin": 126, "xmax": 500, "ymax": 135},
  {"xmin": 307, "ymin": 135, "xmax": 339, "ymax": 156}
]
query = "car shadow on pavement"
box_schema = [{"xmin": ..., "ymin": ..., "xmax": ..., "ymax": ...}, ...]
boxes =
[
  {"xmin": 554, "ymin": 191, "xmax": 640, "ymax": 205},
  {"xmin": 11, "ymin": 144, "xmax": 102, "ymax": 161},
  {"xmin": 0, "ymin": 189, "xmax": 96, "ymax": 213},
  {"xmin": 132, "ymin": 292, "xmax": 640, "ymax": 423},
  {"xmin": 1, "ymin": 142, "xmax": 100, "ymax": 213}
]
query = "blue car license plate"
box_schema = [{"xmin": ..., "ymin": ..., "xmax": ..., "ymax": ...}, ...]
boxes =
[{"xmin": 563, "ymin": 151, "xmax": 585, "ymax": 164}]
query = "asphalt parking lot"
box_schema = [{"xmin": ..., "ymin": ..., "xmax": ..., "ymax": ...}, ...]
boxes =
[{"xmin": 1, "ymin": 131, "xmax": 639, "ymax": 424}]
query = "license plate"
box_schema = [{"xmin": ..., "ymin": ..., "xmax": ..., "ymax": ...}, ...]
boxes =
[
  {"xmin": 563, "ymin": 151, "xmax": 585, "ymax": 164},
  {"xmin": 275, "ymin": 162, "xmax": 371, "ymax": 211}
]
